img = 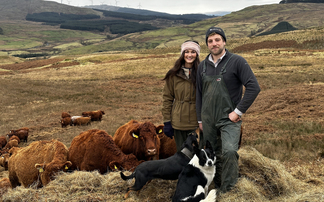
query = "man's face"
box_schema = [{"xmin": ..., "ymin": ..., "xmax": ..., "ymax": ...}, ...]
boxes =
[{"xmin": 207, "ymin": 34, "xmax": 226, "ymax": 57}]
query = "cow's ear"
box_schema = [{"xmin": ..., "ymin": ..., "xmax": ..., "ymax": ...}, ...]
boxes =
[
  {"xmin": 156, "ymin": 125, "xmax": 164, "ymax": 135},
  {"xmin": 35, "ymin": 163, "xmax": 46, "ymax": 172},
  {"xmin": 130, "ymin": 129, "xmax": 140, "ymax": 139},
  {"xmin": 109, "ymin": 161, "xmax": 120, "ymax": 171},
  {"xmin": 63, "ymin": 161, "xmax": 72, "ymax": 170}
]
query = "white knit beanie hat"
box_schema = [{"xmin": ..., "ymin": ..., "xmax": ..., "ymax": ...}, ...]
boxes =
[{"xmin": 180, "ymin": 41, "xmax": 200, "ymax": 55}]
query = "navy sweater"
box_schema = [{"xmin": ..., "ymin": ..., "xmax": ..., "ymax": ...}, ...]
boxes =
[{"xmin": 196, "ymin": 50, "xmax": 260, "ymax": 122}]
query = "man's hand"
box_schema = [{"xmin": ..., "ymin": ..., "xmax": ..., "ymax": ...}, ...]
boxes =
[{"xmin": 229, "ymin": 111, "xmax": 241, "ymax": 122}]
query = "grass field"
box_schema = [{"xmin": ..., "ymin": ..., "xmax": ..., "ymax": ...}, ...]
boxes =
[{"xmin": 0, "ymin": 27, "xmax": 324, "ymax": 201}]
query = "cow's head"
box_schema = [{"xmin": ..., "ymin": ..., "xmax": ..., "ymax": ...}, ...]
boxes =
[
  {"xmin": 6, "ymin": 133, "xmax": 13, "ymax": 138},
  {"xmin": 109, "ymin": 154, "xmax": 144, "ymax": 172},
  {"xmin": 129, "ymin": 121, "xmax": 161, "ymax": 160},
  {"xmin": 60, "ymin": 117, "xmax": 72, "ymax": 128},
  {"xmin": 0, "ymin": 153, "xmax": 10, "ymax": 170},
  {"xmin": 35, "ymin": 160, "xmax": 72, "ymax": 186}
]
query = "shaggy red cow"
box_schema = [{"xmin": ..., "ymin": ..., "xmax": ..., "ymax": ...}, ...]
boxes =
[
  {"xmin": 9, "ymin": 135, "xmax": 20, "ymax": 144},
  {"xmin": 7, "ymin": 127, "xmax": 29, "ymax": 142},
  {"xmin": 81, "ymin": 110, "xmax": 105, "ymax": 121},
  {"xmin": 73, "ymin": 117, "xmax": 91, "ymax": 126},
  {"xmin": 3, "ymin": 139, "xmax": 19, "ymax": 150},
  {"xmin": 113, "ymin": 120, "xmax": 161, "ymax": 161},
  {"xmin": 0, "ymin": 136, "xmax": 7, "ymax": 150},
  {"xmin": 9, "ymin": 127, "xmax": 29, "ymax": 134},
  {"xmin": 69, "ymin": 129, "xmax": 144, "ymax": 173},
  {"xmin": 156, "ymin": 125, "xmax": 177, "ymax": 159},
  {"xmin": 61, "ymin": 112, "xmax": 71, "ymax": 118},
  {"xmin": 60, "ymin": 117, "xmax": 72, "ymax": 128},
  {"xmin": 8, "ymin": 139, "xmax": 72, "ymax": 188}
]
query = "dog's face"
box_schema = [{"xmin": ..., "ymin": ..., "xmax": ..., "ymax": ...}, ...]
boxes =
[{"xmin": 197, "ymin": 140, "xmax": 216, "ymax": 167}]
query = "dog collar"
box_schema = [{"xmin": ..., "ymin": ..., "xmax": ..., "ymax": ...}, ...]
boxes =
[{"xmin": 181, "ymin": 147, "xmax": 194, "ymax": 159}]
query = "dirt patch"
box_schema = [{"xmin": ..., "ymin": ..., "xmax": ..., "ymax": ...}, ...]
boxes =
[
  {"xmin": 0, "ymin": 58, "xmax": 65, "ymax": 71},
  {"xmin": 233, "ymin": 40, "xmax": 298, "ymax": 52}
]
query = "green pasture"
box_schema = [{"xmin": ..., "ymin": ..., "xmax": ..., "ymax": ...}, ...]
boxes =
[{"xmin": 0, "ymin": 36, "xmax": 42, "ymax": 50}]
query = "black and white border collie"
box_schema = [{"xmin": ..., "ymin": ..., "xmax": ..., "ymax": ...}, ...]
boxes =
[
  {"xmin": 172, "ymin": 140, "xmax": 217, "ymax": 202},
  {"xmin": 120, "ymin": 133, "xmax": 199, "ymax": 199}
]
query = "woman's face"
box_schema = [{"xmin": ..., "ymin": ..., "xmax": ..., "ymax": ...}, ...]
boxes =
[{"xmin": 183, "ymin": 49, "xmax": 198, "ymax": 66}]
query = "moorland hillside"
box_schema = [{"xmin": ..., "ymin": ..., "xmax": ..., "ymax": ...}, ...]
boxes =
[{"xmin": 0, "ymin": 27, "xmax": 324, "ymax": 201}]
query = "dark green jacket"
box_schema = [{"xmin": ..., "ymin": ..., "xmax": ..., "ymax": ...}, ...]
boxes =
[{"xmin": 162, "ymin": 69, "xmax": 198, "ymax": 130}]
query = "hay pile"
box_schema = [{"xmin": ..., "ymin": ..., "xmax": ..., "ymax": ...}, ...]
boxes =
[
  {"xmin": 1, "ymin": 147, "xmax": 323, "ymax": 201},
  {"xmin": 218, "ymin": 146, "xmax": 324, "ymax": 202},
  {"xmin": 1, "ymin": 170, "xmax": 177, "ymax": 201}
]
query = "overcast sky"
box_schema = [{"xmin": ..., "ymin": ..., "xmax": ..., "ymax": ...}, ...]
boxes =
[{"xmin": 47, "ymin": 0, "xmax": 280, "ymax": 14}]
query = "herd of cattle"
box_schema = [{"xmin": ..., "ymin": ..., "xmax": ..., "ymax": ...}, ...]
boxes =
[
  {"xmin": 0, "ymin": 110, "xmax": 178, "ymax": 198},
  {"xmin": 60, "ymin": 110, "xmax": 105, "ymax": 127}
]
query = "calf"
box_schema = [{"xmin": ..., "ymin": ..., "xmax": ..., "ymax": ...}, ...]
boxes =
[
  {"xmin": 73, "ymin": 117, "xmax": 91, "ymax": 126},
  {"xmin": 9, "ymin": 127, "xmax": 29, "ymax": 134},
  {"xmin": 9, "ymin": 135, "xmax": 20, "ymax": 144},
  {"xmin": 3, "ymin": 139, "xmax": 19, "ymax": 150},
  {"xmin": 8, "ymin": 139, "xmax": 72, "ymax": 188},
  {"xmin": 71, "ymin": 116, "xmax": 82, "ymax": 123},
  {"xmin": 69, "ymin": 129, "xmax": 144, "ymax": 174},
  {"xmin": 82, "ymin": 110, "xmax": 105, "ymax": 121},
  {"xmin": 113, "ymin": 120, "xmax": 161, "ymax": 161},
  {"xmin": 7, "ymin": 127, "xmax": 29, "ymax": 142},
  {"xmin": 61, "ymin": 112, "xmax": 71, "ymax": 118},
  {"xmin": 60, "ymin": 117, "xmax": 72, "ymax": 128},
  {"xmin": 0, "ymin": 136, "xmax": 7, "ymax": 149}
]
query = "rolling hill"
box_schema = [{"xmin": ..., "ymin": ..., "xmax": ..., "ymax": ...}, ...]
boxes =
[
  {"xmin": 1, "ymin": 1, "xmax": 324, "ymax": 57},
  {"xmin": 0, "ymin": 0, "xmax": 102, "ymax": 20}
]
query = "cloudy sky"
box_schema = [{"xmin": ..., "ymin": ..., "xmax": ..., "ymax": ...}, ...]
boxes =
[{"xmin": 47, "ymin": 0, "xmax": 280, "ymax": 14}]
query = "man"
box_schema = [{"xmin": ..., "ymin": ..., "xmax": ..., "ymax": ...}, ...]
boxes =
[{"xmin": 196, "ymin": 27, "xmax": 260, "ymax": 193}]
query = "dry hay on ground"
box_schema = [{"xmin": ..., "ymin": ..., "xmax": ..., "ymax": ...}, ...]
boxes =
[
  {"xmin": 1, "ymin": 147, "xmax": 323, "ymax": 201},
  {"xmin": 1, "ymin": 170, "xmax": 176, "ymax": 202},
  {"xmin": 218, "ymin": 146, "xmax": 323, "ymax": 202}
]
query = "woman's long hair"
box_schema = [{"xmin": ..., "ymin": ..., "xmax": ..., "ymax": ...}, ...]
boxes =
[{"xmin": 163, "ymin": 40, "xmax": 200, "ymax": 87}]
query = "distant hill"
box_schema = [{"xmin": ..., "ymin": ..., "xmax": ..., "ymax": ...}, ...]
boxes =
[
  {"xmin": 0, "ymin": 0, "xmax": 101, "ymax": 20},
  {"xmin": 84, "ymin": 4, "xmax": 216, "ymax": 18},
  {"xmin": 205, "ymin": 11, "xmax": 232, "ymax": 16},
  {"xmin": 1, "ymin": 2, "xmax": 324, "ymax": 57},
  {"xmin": 84, "ymin": 5, "xmax": 172, "ymax": 16},
  {"xmin": 280, "ymin": 0, "xmax": 324, "ymax": 3},
  {"xmin": 84, "ymin": 5, "xmax": 215, "ymax": 22}
]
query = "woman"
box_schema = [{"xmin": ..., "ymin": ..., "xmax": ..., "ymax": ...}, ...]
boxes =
[{"xmin": 162, "ymin": 40, "xmax": 201, "ymax": 151}]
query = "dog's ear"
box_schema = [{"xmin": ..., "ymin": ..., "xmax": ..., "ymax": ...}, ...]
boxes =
[
  {"xmin": 205, "ymin": 140, "xmax": 214, "ymax": 151},
  {"xmin": 192, "ymin": 138, "xmax": 199, "ymax": 148},
  {"xmin": 193, "ymin": 144, "xmax": 200, "ymax": 155}
]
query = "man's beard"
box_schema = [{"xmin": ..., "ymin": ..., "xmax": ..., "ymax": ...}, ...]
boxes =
[{"xmin": 211, "ymin": 46, "xmax": 224, "ymax": 56}]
